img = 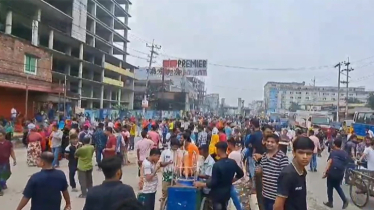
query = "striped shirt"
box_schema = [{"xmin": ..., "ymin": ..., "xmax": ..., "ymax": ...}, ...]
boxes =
[{"xmin": 259, "ymin": 150, "xmax": 289, "ymax": 200}]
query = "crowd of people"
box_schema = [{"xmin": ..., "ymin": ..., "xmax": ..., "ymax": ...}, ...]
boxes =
[{"xmin": 0, "ymin": 114, "xmax": 373, "ymax": 210}]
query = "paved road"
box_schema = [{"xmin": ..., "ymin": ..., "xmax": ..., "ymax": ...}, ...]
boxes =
[{"xmin": 1, "ymin": 148, "xmax": 371, "ymax": 210}]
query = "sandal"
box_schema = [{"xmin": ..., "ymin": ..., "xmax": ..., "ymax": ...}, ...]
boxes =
[{"xmin": 78, "ymin": 194, "xmax": 86, "ymax": 198}]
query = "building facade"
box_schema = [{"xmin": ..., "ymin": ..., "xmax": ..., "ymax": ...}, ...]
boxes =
[
  {"xmin": 0, "ymin": 0, "xmax": 135, "ymax": 116},
  {"xmin": 203, "ymin": 93, "xmax": 219, "ymax": 114},
  {"xmin": 264, "ymin": 81, "xmax": 372, "ymax": 112},
  {"xmin": 134, "ymin": 68, "xmax": 198, "ymax": 111},
  {"xmin": 187, "ymin": 77, "xmax": 205, "ymax": 110}
]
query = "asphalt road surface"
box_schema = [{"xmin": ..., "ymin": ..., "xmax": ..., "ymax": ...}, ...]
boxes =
[{"xmin": 1, "ymin": 147, "xmax": 371, "ymax": 210}]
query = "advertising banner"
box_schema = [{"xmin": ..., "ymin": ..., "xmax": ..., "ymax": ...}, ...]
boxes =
[{"xmin": 158, "ymin": 59, "xmax": 208, "ymax": 76}]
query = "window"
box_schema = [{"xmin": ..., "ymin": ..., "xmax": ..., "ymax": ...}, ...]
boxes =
[
  {"xmin": 297, "ymin": 97, "xmax": 301, "ymax": 99},
  {"xmin": 289, "ymin": 92, "xmax": 293, "ymax": 94},
  {"xmin": 306, "ymin": 97, "xmax": 310, "ymax": 100},
  {"xmin": 305, "ymin": 92, "xmax": 309, "ymax": 95},
  {"xmin": 24, "ymin": 55, "xmax": 38, "ymax": 75},
  {"xmin": 290, "ymin": 96, "xmax": 293, "ymax": 99},
  {"xmin": 323, "ymin": 98, "xmax": 327, "ymax": 100}
]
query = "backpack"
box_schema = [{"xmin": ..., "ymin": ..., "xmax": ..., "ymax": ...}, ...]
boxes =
[
  {"xmin": 79, "ymin": 130, "xmax": 92, "ymax": 142},
  {"xmin": 328, "ymin": 150, "xmax": 348, "ymax": 179}
]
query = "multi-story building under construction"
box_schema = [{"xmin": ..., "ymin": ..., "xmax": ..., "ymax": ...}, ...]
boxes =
[{"xmin": 0, "ymin": 0, "xmax": 135, "ymax": 118}]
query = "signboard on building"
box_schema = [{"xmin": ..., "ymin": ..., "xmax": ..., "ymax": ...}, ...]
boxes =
[{"xmin": 162, "ymin": 59, "xmax": 208, "ymax": 76}]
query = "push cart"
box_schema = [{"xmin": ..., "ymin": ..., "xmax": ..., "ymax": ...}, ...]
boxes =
[{"xmin": 347, "ymin": 168, "xmax": 374, "ymax": 207}]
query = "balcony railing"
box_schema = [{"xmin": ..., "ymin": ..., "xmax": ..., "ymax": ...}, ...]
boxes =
[
  {"xmin": 104, "ymin": 62, "xmax": 135, "ymax": 78},
  {"xmin": 103, "ymin": 77, "xmax": 124, "ymax": 87}
]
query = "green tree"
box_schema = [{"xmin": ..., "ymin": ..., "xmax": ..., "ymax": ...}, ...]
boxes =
[
  {"xmin": 347, "ymin": 97, "xmax": 361, "ymax": 103},
  {"xmin": 288, "ymin": 102, "xmax": 300, "ymax": 112},
  {"xmin": 367, "ymin": 93, "xmax": 374, "ymax": 109}
]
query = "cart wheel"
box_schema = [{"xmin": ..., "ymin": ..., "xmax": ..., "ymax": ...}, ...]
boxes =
[
  {"xmin": 199, "ymin": 197, "xmax": 207, "ymax": 210},
  {"xmin": 160, "ymin": 197, "xmax": 167, "ymax": 210},
  {"xmin": 349, "ymin": 178, "xmax": 369, "ymax": 208}
]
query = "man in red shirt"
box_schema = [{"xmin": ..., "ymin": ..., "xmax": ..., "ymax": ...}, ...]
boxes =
[
  {"xmin": 218, "ymin": 128, "xmax": 227, "ymax": 142},
  {"xmin": 103, "ymin": 127, "xmax": 116, "ymax": 158}
]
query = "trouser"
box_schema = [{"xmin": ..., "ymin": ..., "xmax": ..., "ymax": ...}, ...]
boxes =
[
  {"xmin": 52, "ymin": 147, "xmax": 61, "ymax": 167},
  {"xmin": 327, "ymin": 176, "xmax": 347, "ymax": 203},
  {"xmin": 130, "ymin": 135, "xmax": 135, "ymax": 150},
  {"xmin": 95, "ymin": 147, "xmax": 104, "ymax": 165},
  {"xmin": 68, "ymin": 164, "xmax": 77, "ymax": 188},
  {"xmin": 78, "ymin": 169, "xmax": 93, "ymax": 196},
  {"xmin": 263, "ymin": 197, "xmax": 275, "ymax": 210},
  {"xmin": 143, "ymin": 192, "xmax": 156, "ymax": 210},
  {"xmin": 254, "ymin": 173, "xmax": 264, "ymax": 210},
  {"xmin": 212, "ymin": 199, "xmax": 228, "ymax": 210},
  {"xmin": 230, "ymin": 185, "xmax": 242, "ymax": 210},
  {"xmin": 247, "ymin": 158, "xmax": 256, "ymax": 179},
  {"xmin": 310, "ymin": 153, "xmax": 317, "ymax": 170}
]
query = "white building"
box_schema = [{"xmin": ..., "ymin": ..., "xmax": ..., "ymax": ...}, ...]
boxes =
[{"xmin": 264, "ymin": 81, "xmax": 372, "ymax": 112}]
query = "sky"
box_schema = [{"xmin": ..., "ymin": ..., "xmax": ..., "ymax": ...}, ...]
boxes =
[{"xmin": 126, "ymin": 0, "xmax": 374, "ymax": 106}]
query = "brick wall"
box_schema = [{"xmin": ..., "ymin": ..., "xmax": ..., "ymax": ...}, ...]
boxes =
[{"xmin": 0, "ymin": 33, "xmax": 52, "ymax": 84}]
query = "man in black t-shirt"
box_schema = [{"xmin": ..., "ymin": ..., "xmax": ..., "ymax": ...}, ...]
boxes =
[{"xmin": 274, "ymin": 137, "xmax": 315, "ymax": 210}]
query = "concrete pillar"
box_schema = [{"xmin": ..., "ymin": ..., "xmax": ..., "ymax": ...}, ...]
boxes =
[
  {"xmin": 111, "ymin": 3, "xmax": 115, "ymax": 14},
  {"xmin": 110, "ymin": 33, "xmax": 114, "ymax": 44},
  {"xmin": 87, "ymin": 101, "xmax": 93, "ymax": 109},
  {"xmin": 90, "ymin": 85, "xmax": 94, "ymax": 98},
  {"xmin": 92, "ymin": 3, "xmax": 97, "ymax": 17},
  {"xmin": 89, "ymin": 70, "xmax": 94, "ymax": 80},
  {"xmin": 64, "ymin": 64, "xmax": 71, "ymax": 75},
  {"xmin": 118, "ymin": 75, "xmax": 122, "ymax": 105},
  {"xmin": 5, "ymin": 11, "xmax": 12, "ymax": 34},
  {"xmin": 78, "ymin": 62, "xmax": 83, "ymax": 107},
  {"xmin": 48, "ymin": 30, "xmax": 54, "ymax": 49},
  {"xmin": 101, "ymin": 54, "xmax": 105, "ymax": 67},
  {"xmin": 31, "ymin": 9, "xmax": 41, "ymax": 46},
  {"xmin": 65, "ymin": 46, "xmax": 72, "ymax": 55},
  {"xmin": 100, "ymin": 85, "xmax": 104, "ymax": 108},
  {"xmin": 79, "ymin": 43, "xmax": 84, "ymax": 60}
]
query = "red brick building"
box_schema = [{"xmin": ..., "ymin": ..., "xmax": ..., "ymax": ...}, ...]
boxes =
[{"xmin": 0, "ymin": 33, "xmax": 60, "ymax": 119}]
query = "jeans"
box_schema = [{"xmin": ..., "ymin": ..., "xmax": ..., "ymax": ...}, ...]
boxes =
[
  {"xmin": 247, "ymin": 158, "xmax": 256, "ymax": 179},
  {"xmin": 310, "ymin": 153, "xmax": 317, "ymax": 170},
  {"xmin": 68, "ymin": 164, "xmax": 77, "ymax": 188},
  {"xmin": 212, "ymin": 199, "xmax": 228, "ymax": 210},
  {"xmin": 263, "ymin": 197, "xmax": 275, "ymax": 210},
  {"xmin": 230, "ymin": 185, "xmax": 243, "ymax": 210},
  {"xmin": 52, "ymin": 146, "xmax": 61, "ymax": 167},
  {"xmin": 78, "ymin": 169, "xmax": 93, "ymax": 196},
  {"xmin": 130, "ymin": 135, "xmax": 135, "ymax": 150},
  {"xmin": 95, "ymin": 147, "xmax": 104, "ymax": 165},
  {"xmin": 143, "ymin": 192, "xmax": 156, "ymax": 210},
  {"xmin": 327, "ymin": 176, "xmax": 347, "ymax": 204}
]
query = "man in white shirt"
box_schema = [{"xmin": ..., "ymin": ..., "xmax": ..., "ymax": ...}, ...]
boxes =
[
  {"xmin": 159, "ymin": 139, "xmax": 181, "ymax": 207},
  {"xmin": 11, "ymin": 107, "xmax": 17, "ymax": 121},
  {"xmin": 359, "ymin": 141, "xmax": 374, "ymax": 171},
  {"xmin": 198, "ymin": 144, "xmax": 215, "ymax": 197},
  {"xmin": 366, "ymin": 128, "xmax": 374, "ymax": 138},
  {"xmin": 141, "ymin": 148, "xmax": 161, "ymax": 210}
]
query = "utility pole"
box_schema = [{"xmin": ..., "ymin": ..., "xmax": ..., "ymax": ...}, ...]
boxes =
[
  {"xmin": 144, "ymin": 39, "xmax": 161, "ymax": 115},
  {"xmin": 63, "ymin": 74, "xmax": 67, "ymax": 117},
  {"xmin": 310, "ymin": 77, "xmax": 316, "ymax": 111},
  {"xmin": 25, "ymin": 75, "xmax": 29, "ymax": 119},
  {"xmin": 341, "ymin": 57, "xmax": 353, "ymax": 119},
  {"xmin": 335, "ymin": 62, "xmax": 343, "ymax": 122}
]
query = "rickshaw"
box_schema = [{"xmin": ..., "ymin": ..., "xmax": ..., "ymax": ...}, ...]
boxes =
[{"xmin": 347, "ymin": 163, "xmax": 374, "ymax": 207}]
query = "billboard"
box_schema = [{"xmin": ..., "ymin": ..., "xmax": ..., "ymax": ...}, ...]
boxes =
[{"xmin": 162, "ymin": 59, "xmax": 208, "ymax": 76}]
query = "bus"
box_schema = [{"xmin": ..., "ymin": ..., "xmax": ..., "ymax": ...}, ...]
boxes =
[{"xmin": 352, "ymin": 111, "xmax": 374, "ymax": 139}]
